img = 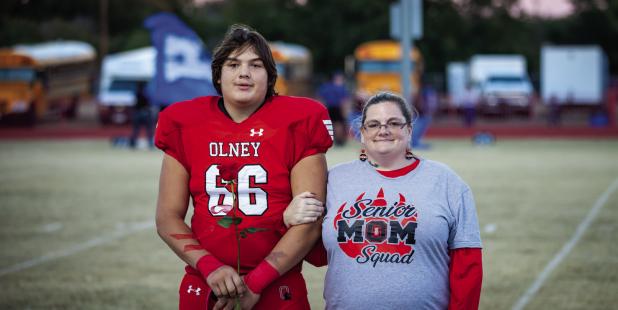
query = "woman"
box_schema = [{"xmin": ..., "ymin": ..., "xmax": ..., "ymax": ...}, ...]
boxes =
[
  {"xmin": 286, "ymin": 92, "xmax": 483, "ymax": 309},
  {"xmin": 155, "ymin": 24, "xmax": 332, "ymax": 310}
]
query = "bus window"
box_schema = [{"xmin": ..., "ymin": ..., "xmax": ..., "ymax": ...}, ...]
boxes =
[
  {"xmin": 110, "ymin": 80, "xmax": 141, "ymax": 93},
  {"xmin": 357, "ymin": 61, "xmax": 416, "ymax": 73},
  {"xmin": 0, "ymin": 68, "xmax": 35, "ymax": 82}
]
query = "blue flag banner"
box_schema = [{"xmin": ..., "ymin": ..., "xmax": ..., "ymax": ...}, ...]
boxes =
[{"xmin": 144, "ymin": 12, "xmax": 217, "ymax": 107}]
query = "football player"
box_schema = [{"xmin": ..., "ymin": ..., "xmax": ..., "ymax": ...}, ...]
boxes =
[{"xmin": 155, "ymin": 24, "xmax": 332, "ymax": 310}]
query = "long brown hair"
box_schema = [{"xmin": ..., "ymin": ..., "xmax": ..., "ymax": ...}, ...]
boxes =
[{"xmin": 211, "ymin": 24, "xmax": 278, "ymax": 99}]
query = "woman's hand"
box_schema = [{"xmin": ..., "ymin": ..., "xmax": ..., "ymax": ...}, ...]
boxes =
[{"xmin": 283, "ymin": 191, "xmax": 324, "ymax": 227}]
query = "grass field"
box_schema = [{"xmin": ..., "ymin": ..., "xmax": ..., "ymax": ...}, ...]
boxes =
[{"xmin": 0, "ymin": 138, "xmax": 617, "ymax": 309}]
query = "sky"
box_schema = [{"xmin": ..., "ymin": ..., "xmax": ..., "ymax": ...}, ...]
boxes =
[
  {"xmin": 194, "ymin": 0, "xmax": 575, "ymax": 18},
  {"xmin": 518, "ymin": 0, "xmax": 574, "ymax": 17}
]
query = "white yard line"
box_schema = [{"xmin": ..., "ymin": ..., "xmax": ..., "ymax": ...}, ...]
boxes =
[
  {"xmin": 0, "ymin": 221, "xmax": 153, "ymax": 277},
  {"xmin": 512, "ymin": 177, "xmax": 618, "ymax": 310}
]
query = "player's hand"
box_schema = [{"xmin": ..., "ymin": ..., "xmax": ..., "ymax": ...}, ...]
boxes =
[
  {"xmin": 239, "ymin": 277, "xmax": 261, "ymax": 309},
  {"xmin": 213, "ymin": 290, "xmax": 259, "ymax": 310},
  {"xmin": 283, "ymin": 191, "xmax": 324, "ymax": 227},
  {"xmin": 206, "ymin": 265, "xmax": 246, "ymax": 299}
]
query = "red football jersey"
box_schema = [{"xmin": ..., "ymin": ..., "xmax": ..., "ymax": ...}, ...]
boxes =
[{"xmin": 155, "ymin": 95, "xmax": 333, "ymax": 273}]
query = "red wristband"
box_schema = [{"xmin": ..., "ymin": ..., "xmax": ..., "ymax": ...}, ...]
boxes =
[
  {"xmin": 195, "ymin": 255, "xmax": 225, "ymax": 280},
  {"xmin": 244, "ymin": 260, "xmax": 280, "ymax": 294}
]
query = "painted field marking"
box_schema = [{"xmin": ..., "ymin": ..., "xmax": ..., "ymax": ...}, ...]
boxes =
[
  {"xmin": 512, "ymin": 177, "xmax": 618, "ymax": 310},
  {"xmin": 0, "ymin": 221, "xmax": 153, "ymax": 277}
]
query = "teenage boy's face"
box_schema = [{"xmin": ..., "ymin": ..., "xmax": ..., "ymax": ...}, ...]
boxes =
[{"xmin": 219, "ymin": 46, "xmax": 269, "ymax": 110}]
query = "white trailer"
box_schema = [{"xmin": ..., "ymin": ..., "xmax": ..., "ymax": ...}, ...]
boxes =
[
  {"xmin": 541, "ymin": 45, "xmax": 608, "ymax": 105},
  {"xmin": 97, "ymin": 47, "xmax": 155, "ymax": 124}
]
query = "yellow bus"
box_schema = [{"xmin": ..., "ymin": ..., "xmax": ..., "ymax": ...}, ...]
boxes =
[
  {"xmin": 269, "ymin": 41, "xmax": 312, "ymax": 97},
  {"xmin": 353, "ymin": 40, "xmax": 423, "ymax": 97},
  {"xmin": 0, "ymin": 41, "xmax": 96, "ymax": 125}
]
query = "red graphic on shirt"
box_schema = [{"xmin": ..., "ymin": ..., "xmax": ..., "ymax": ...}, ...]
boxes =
[{"xmin": 333, "ymin": 188, "xmax": 418, "ymax": 267}]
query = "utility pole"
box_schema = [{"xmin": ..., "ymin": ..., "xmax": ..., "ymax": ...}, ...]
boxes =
[{"xmin": 400, "ymin": 0, "xmax": 413, "ymax": 102}]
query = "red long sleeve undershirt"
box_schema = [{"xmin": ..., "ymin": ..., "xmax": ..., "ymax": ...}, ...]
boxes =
[{"xmin": 448, "ymin": 248, "xmax": 483, "ymax": 310}]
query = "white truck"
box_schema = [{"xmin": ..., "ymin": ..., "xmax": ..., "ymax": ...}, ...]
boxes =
[
  {"xmin": 97, "ymin": 47, "xmax": 155, "ymax": 124},
  {"xmin": 469, "ymin": 55, "xmax": 534, "ymax": 115},
  {"xmin": 540, "ymin": 45, "xmax": 608, "ymax": 105}
]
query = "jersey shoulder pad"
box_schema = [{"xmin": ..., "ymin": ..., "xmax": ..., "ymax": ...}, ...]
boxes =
[
  {"xmin": 159, "ymin": 96, "xmax": 218, "ymax": 127},
  {"xmin": 271, "ymin": 95, "xmax": 328, "ymax": 117}
]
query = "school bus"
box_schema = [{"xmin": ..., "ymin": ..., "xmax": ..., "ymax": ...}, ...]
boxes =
[
  {"xmin": 0, "ymin": 41, "xmax": 96, "ymax": 125},
  {"xmin": 269, "ymin": 41, "xmax": 312, "ymax": 97},
  {"xmin": 353, "ymin": 40, "xmax": 423, "ymax": 97}
]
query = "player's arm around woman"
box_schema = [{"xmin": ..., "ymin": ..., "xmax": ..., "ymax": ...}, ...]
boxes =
[{"xmin": 228, "ymin": 153, "xmax": 327, "ymax": 310}]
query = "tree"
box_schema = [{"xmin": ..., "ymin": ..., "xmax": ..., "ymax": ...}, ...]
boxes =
[
  {"xmin": 213, "ymin": 0, "xmax": 392, "ymax": 77},
  {"xmin": 1, "ymin": 0, "xmax": 616, "ymax": 84}
]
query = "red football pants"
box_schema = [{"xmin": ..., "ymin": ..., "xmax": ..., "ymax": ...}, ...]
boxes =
[{"xmin": 179, "ymin": 266, "xmax": 310, "ymax": 310}]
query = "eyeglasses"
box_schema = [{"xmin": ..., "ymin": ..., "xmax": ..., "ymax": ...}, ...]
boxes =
[{"xmin": 362, "ymin": 120, "xmax": 409, "ymax": 134}]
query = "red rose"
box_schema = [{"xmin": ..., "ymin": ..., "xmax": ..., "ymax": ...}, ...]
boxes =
[{"xmin": 219, "ymin": 162, "xmax": 241, "ymax": 183}]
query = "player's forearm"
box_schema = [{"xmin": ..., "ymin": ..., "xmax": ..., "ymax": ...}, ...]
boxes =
[
  {"xmin": 264, "ymin": 220, "xmax": 322, "ymax": 273},
  {"xmin": 272, "ymin": 152, "xmax": 327, "ymax": 271},
  {"xmin": 243, "ymin": 153, "xmax": 327, "ymax": 294},
  {"xmin": 155, "ymin": 213, "xmax": 209, "ymax": 268},
  {"xmin": 157, "ymin": 154, "xmax": 216, "ymax": 268},
  {"xmin": 157, "ymin": 213, "xmax": 246, "ymax": 298},
  {"xmin": 242, "ymin": 220, "xmax": 322, "ymax": 295}
]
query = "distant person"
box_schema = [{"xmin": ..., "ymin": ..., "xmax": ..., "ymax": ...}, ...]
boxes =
[
  {"xmin": 547, "ymin": 94, "xmax": 561, "ymax": 126},
  {"xmin": 318, "ymin": 71, "xmax": 350, "ymax": 146},
  {"xmin": 589, "ymin": 106, "xmax": 609, "ymax": 127},
  {"xmin": 284, "ymin": 92, "xmax": 483, "ymax": 309},
  {"xmin": 347, "ymin": 89, "xmax": 370, "ymax": 141},
  {"xmin": 411, "ymin": 83, "xmax": 439, "ymax": 149},
  {"xmin": 63, "ymin": 94, "xmax": 79, "ymax": 120},
  {"xmin": 461, "ymin": 84, "xmax": 479, "ymax": 127},
  {"xmin": 129, "ymin": 82, "xmax": 154, "ymax": 149}
]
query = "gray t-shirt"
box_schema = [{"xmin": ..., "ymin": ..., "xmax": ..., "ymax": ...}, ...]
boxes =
[{"xmin": 322, "ymin": 159, "xmax": 482, "ymax": 310}]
